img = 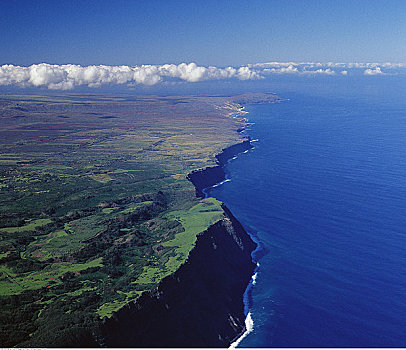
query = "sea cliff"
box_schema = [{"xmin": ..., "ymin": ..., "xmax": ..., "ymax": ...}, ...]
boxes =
[
  {"xmin": 187, "ymin": 139, "xmax": 253, "ymax": 197},
  {"xmin": 101, "ymin": 205, "xmax": 256, "ymax": 347},
  {"xmin": 100, "ymin": 141, "xmax": 257, "ymax": 347}
]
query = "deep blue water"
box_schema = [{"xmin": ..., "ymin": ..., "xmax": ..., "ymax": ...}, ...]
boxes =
[{"xmin": 208, "ymin": 79, "xmax": 406, "ymax": 347}]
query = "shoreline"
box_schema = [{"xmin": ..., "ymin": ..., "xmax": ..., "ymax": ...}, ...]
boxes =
[
  {"xmin": 99, "ymin": 97, "xmax": 280, "ymax": 347},
  {"xmin": 187, "ymin": 99, "xmax": 279, "ymax": 347},
  {"xmin": 99, "ymin": 128, "xmax": 258, "ymax": 348},
  {"xmin": 187, "ymin": 138, "xmax": 253, "ymax": 198},
  {"xmin": 1, "ymin": 93, "xmax": 279, "ymax": 348},
  {"xmin": 186, "ymin": 128, "xmax": 261, "ymax": 345},
  {"xmin": 202, "ymin": 130, "xmax": 259, "ymax": 348}
]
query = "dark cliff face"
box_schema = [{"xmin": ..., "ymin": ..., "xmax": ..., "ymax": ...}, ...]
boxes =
[
  {"xmin": 101, "ymin": 205, "xmax": 256, "ymax": 347},
  {"xmin": 187, "ymin": 139, "xmax": 253, "ymax": 197},
  {"xmin": 215, "ymin": 139, "xmax": 252, "ymax": 166}
]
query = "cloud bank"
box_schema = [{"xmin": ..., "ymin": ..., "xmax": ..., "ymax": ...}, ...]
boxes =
[
  {"xmin": 0, "ymin": 62, "xmax": 262, "ymax": 90},
  {"xmin": 0, "ymin": 61, "xmax": 403, "ymax": 90}
]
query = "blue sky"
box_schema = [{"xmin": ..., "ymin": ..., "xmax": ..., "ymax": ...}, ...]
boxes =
[{"xmin": 1, "ymin": 0, "xmax": 405, "ymax": 66}]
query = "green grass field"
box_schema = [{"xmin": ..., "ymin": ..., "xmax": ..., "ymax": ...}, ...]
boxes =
[
  {"xmin": 0, "ymin": 218, "xmax": 52, "ymax": 233},
  {"xmin": 0, "ymin": 257, "xmax": 103, "ymax": 296}
]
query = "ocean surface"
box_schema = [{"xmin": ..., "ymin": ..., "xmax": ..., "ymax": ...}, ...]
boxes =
[{"xmin": 208, "ymin": 77, "xmax": 406, "ymax": 347}]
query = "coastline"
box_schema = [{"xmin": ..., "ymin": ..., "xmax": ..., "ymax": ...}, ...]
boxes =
[
  {"xmin": 201, "ymin": 102, "xmax": 275, "ymax": 347},
  {"xmin": 99, "ymin": 137, "xmax": 258, "ymax": 347},
  {"xmin": 200, "ymin": 121, "xmax": 261, "ymax": 348},
  {"xmin": 0, "ymin": 93, "xmax": 279, "ymax": 348},
  {"xmin": 100, "ymin": 96, "xmax": 281, "ymax": 347},
  {"xmin": 188, "ymin": 135, "xmax": 259, "ymax": 346},
  {"xmin": 98, "ymin": 99, "xmax": 279, "ymax": 348},
  {"xmin": 187, "ymin": 139, "xmax": 253, "ymax": 198}
]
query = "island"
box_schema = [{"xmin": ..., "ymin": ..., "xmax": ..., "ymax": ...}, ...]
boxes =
[{"xmin": 0, "ymin": 92, "xmax": 280, "ymax": 347}]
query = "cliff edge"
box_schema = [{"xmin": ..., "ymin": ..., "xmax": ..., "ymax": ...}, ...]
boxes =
[
  {"xmin": 187, "ymin": 139, "xmax": 253, "ymax": 197},
  {"xmin": 101, "ymin": 205, "xmax": 256, "ymax": 347},
  {"xmin": 100, "ymin": 141, "xmax": 257, "ymax": 347}
]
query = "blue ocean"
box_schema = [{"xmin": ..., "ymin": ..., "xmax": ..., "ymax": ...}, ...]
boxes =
[{"xmin": 208, "ymin": 77, "xmax": 406, "ymax": 347}]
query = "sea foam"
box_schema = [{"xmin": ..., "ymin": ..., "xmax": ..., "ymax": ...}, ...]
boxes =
[
  {"xmin": 212, "ymin": 178, "xmax": 231, "ymax": 188},
  {"xmin": 229, "ymin": 312, "xmax": 254, "ymax": 349},
  {"xmin": 252, "ymin": 272, "xmax": 258, "ymax": 285}
]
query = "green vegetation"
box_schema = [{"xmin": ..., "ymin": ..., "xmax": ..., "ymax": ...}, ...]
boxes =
[
  {"xmin": 96, "ymin": 290, "xmax": 142, "ymax": 318},
  {"xmin": 0, "ymin": 218, "xmax": 52, "ymax": 233},
  {"xmin": 0, "ymin": 93, "xmax": 253, "ymax": 347},
  {"xmin": 0, "ymin": 257, "xmax": 103, "ymax": 295},
  {"xmin": 163, "ymin": 198, "xmax": 224, "ymax": 257}
]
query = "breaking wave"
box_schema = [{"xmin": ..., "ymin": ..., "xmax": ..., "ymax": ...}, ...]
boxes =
[{"xmin": 229, "ymin": 312, "xmax": 254, "ymax": 349}]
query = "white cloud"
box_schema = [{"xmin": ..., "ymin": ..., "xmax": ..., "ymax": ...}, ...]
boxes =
[
  {"xmin": 381, "ymin": 62, "xmax": 404, "ymax": 68},
  {"xmin": 263, "ymin": 65, "xmax": 299, "ymax": 74},
  {"xmin": 236, "ymin": 66, "xmax": 262, "ymax": 80},
  {"xmin": 364, "ymin": 67, "xmax": 384, "ymax": 75},
  {"xmin": 28, "ymin": 64, "xmax": 67, "ymax": 88},
  {"xmin": 0, "ymin": 61, "xmax": 403, "ymax": 90},
  {"xmin": 301, "ymin": 68, "xmax": 336, "ymax": 75},
  {"xmin": 159, "ymin": 63, "xmax": 206, "ymax": 82},
  {"xmin": 250, "ymin": 61, "xmax": 299, "ymax": 68},
  {"xmin": 262, "ymin": 65, "xmax": 336, "ymax": 75},
  {"xmin": 0, "ymin": 62, "xmax": 261, "ymax": 90},
  {"xmin": 252, "ymin": 61, "xmax": 405, "ymax": 71},
  {"xmin": 0, "ymin": 64, "xmax": 30, "ymax": 86}
]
